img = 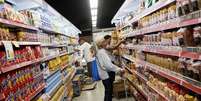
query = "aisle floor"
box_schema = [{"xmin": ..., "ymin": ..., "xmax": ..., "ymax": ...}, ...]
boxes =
[{"xmin": 73, "ymin": 81, "xmax": 135, "ymax": 101}]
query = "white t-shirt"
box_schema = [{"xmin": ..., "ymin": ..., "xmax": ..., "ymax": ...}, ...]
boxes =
[{"xmin": 79, "ymin": 42, "xmax": 94, "ymax": 63}]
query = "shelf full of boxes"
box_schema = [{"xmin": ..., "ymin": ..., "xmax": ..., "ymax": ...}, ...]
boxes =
[
  {"xmin": 112, "ymin": 0, "xmax": 201, "ymax": 100},
  {"xmin": 0, "ymin": 0, "xmax": 80, "ymax": 101}
]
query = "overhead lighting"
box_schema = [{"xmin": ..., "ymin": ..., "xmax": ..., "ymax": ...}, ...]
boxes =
[
  {"xmin": 91, "ymin": 9, "xmax": 97, "ymax": 16},
  {"xmin": 92, "ymin": 20, "xmax": 97, "ymax": 25},
  {"xmin": 90, "ymin": 0, "xmax": 98, "ymax": 27},
  {"xmin": 90, "ymin": 0, "xmax": 98, "ymax": 9},
  {"xmin": 92, "ymin": 16, "xmax": 97, "ymax": 21}
]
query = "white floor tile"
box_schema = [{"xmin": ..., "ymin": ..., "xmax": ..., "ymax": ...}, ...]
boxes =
[{"xmin": 73, "ymin": 81, "xmax": 135, "ymax": 101}]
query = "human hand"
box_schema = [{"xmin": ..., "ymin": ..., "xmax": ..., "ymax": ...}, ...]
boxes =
[{"xmin": 119, "ymin": 69, "xmax": 125, "ymax": 77}]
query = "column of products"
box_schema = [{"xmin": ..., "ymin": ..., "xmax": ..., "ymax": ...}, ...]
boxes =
[
  {"xmin": 0, "ymin": 64, "xmax": 44, "ymax": 101},
  {"xmin": 113, "ymin": 0, "xmax": 201, "ymax": 100},
  {"xmin": 0, "ymin": 1, "xmax": 78, "ymax": 101},
  {"xmin": 118, "ymin": 0, "xmax": 201, "ymax": 37},
  {"xmin": 122, "ymin": 54, "xmax": 201, "ymax": 101}
]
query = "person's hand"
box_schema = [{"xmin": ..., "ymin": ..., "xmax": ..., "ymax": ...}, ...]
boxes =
[{"xmin": 119, "ymin": 68, "xmax": 125, "ymax": 77}]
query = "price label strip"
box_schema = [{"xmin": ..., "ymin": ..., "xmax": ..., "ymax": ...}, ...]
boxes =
[
  {"xmin": 12, "ymin": 41, "xmax": 20, "ymax": 48},
  {"xmin": 2, "ymin": 41, "xmax": 14, "ymax": 60}
]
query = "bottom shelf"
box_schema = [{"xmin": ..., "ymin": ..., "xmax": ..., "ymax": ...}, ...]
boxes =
[
  {"xmin": 25, "ymin": 83, "xmax": 46, "ymax": 101},
  {"xmin": 126, "ymin": 77, "xmax": 148, "ymax": 100}
]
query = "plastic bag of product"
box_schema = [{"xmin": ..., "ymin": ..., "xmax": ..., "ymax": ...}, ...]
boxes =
[
  {"xmin": 176, "ymin": 28, "xmax": 195, "ymax": 46},
  {"xmin": 191, "ymin": 61, "xmax": 201, "ymax": 81},
  {"xmin": 193, "ymin": 26, "xmax": 201, "ymax": 46}
]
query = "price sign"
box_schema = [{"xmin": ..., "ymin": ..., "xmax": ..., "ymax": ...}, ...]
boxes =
[
  {"xmin": 2, "ymin": 41, "xmax": 14, "ymax": 60},
  {"xmin": 12, "ymin": 41, "xmax": 19, "ymax": 48}
]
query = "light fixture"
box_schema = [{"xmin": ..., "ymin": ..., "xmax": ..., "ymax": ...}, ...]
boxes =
[
  {"xmin": 90, "ymin": 0, "xmax": 98, "ymax": 9},
  {"xmin": 92, "ymin": 16, "xmax": 97, "ymax": 21},
  {"xmin": 90, "ymin": 0, "xmax": 98, "ymax": 27},
  {"xmin": 92, "ymin": 20, "xmax": 96, "ymax": 25},
  {"xmin": 91, "ymin": 9, "xmax": 97, "ymax": 16}
]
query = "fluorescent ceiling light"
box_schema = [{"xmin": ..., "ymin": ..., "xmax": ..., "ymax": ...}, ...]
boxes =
[
  {"xmin": 92, "ymin": 21, "xmax": 96, "ymax": 24},
  {"xmin": 91, "ymin": 9, "xmax": 97, "ymax": 15},
  {"xmin": 92, "ymin": 16, "xmax": 97, "ymax": 21},
  {"xmin": 90, "ymin": 0, "xmax": 98, "ymax": 8},
  {"xmin": 90, "ymin": 0, "xmax": 98, "ymax": 27}
]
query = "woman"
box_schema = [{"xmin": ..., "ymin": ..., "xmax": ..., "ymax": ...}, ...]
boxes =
[{"xmin": 95, "ymin": 37, "xmax": 124, "ymax": 101}]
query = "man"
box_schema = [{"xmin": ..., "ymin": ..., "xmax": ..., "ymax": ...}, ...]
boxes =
[{"xmin": 78, "ymin": 38, "xmax": 94, "ymax": 77}]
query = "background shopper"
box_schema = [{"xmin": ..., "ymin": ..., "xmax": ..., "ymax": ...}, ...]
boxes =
[
  {"xmin": 78, "ymin": 38, "xmax": 94, "ymax": 77},
  {"xmin": 95, "ymin": 37, "xmax": 124, "ymax": 101}
]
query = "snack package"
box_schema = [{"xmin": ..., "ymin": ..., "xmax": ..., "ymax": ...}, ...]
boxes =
[{"xmin": 193, "ymin": 26, "xmax": 201, "ymax": 46}]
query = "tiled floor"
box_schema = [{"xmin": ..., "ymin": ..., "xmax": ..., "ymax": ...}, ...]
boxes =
[{"xmin": 73, "ymin": 81, "xmax": 135, "ymax": 101}]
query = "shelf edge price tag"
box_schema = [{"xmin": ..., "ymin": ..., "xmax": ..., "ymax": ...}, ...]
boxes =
[
  {"xmin": 12, "ymin": 41, "xmax": 19, "ymax": 48},
  {"xmin": 2, "ymin": 41, "xmax": 14, "ymax": 60}
]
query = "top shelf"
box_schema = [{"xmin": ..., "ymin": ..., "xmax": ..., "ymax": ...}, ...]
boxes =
[
  {"xmin": 129, "ymin": 0, "xmax": 175, "ymax": 24},
  {"xmin": 0, "ymin": 18, "xmax": 77, "ymax": 38},
  {"xmin": 0, "ymin": 18, "xmax": 38, "ymax": 31},
  {"xmin": 39, "ymin": 27, "xmax": 77, "ymax": 38}
]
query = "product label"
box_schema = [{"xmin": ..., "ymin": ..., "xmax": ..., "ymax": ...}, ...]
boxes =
[
  {"xmin": 12, "ymin": 41, "xmax": 19, "ymax": 48},
  {"xmin": 2, "ymin": 41, "xmax": 14, "ymax": 60}
]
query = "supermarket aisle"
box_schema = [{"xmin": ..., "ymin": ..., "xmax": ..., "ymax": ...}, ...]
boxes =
[{"xmin": 73, "ymin": 81, "xmax": 135, "ymax": 101}]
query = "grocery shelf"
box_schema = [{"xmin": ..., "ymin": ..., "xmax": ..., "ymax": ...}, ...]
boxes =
[
  {"xmin": 123, "ymin": 54, "xmax": 201, "ymax": 95},
  {"xmin": 39, "ymin": 27, "xmax": 60, "ymax": 34},
  {"xmin": 0, "ymin": 41, "xmax": 41, "ymax": 46},
  {"xmin": 61, "ymin": 64, "xmax": 69, "ymax": 70},
  {"xmin": 1, "ymin": 58, "xmax": 42, "ymax": 73},
  {"xmin": 39, "ymin": 27, "xmax": 77, "ymax": 38},
  {"xmin": 179, "ymin": 10, "xmax": 201, "ymax": 27},
  {"xmin": 129, "ymin": 0, "xmax": 175, "ymax": 24},
  {"xmin": 0, "ymin": 18, "xmax": 38, "ymax": 31},
  {"xmin": 47, "ymin": 80, "xmax": 63, "ymax": 97},
  {"xmin": 122, "ymin": 54, "xmax": 136, "ymax": 63},
  {"xmin": 70, "ymin": 69, "xmax": 76, "ymax": 80},
  {"xmin": 41, "ymin": 44, "xmax": 67, "ymax": 47},
  {"xmin": 127, "ymin": 77, "xmax": 148, "ymax": 100},
  {"xmin": 144, "ymin": 61, "xmax": 201, "ymax": 95},
  {"xmin": 46, "ymin": 73, "xmax": 61, "ymax": 88},
  {"xmin": 57, "ymin": 88, "xmax": 66, "ymax": 101},
  {"xmin": 14, "ymin": 42, "xmax": 41, "ymax": 46},
  {"xmin": 133, "ymin": 70, "xmax": 148, "ymax": 82},
  {"xmin": 25, "ymin": 83, "xmax": 46, "ymax": 101},
  {"xmin": 123, "ymin": 45, "xmax": 201, "ymax": 60},
  {"xmin": 43, "ymin": 52, "xmax": 67, "ymax": 62},
  {"xmin": 63, "ymin": 72, "xmax": 72, "ymax": 84},
  {"xmin": 125, "ymin": 66, "xmax": 133, "ymax": 74},
  {"xmin": 147, "ymin": 83, "xmax": 170, "ymax": 101},
  {"xmin": 63, "ymin": 69, "xmax": 76, "ymax": 84},
  {"xmin": 15, "ymin": 53, "xmax": 65, "ymax": 68},
  {"xmin": 125, "ymin": 10, "xmax": 201, "ymax": 37},
  {"xmin": 34, "ymin": 72, "xmax": 43, "ymax": 79},
  {"xmin": 59, "ymin": 52, "xmax": 68, "ymax": 57},
  {"xmin": 44, "ymin": 68, "xmax": 60, "ymax": 80}
]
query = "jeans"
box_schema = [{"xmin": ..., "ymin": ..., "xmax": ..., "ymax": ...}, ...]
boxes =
[{"xmin": 102, "ymin": 71, "xmax": 115, "ymax": 101}]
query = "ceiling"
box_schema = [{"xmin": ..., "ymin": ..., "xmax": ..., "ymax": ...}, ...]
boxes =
[{"xmin": 45, "ymin": 0, "xmax": 124, "ymax": 35}]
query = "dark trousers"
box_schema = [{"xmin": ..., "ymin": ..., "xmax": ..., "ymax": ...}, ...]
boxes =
[
  {"xmin": 87, "ymin": 61, "xmax": 92, "ymax": 77},
  {"xmin": 102, "ymin": 71, "xmax": 115, "ymax": 101}
]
